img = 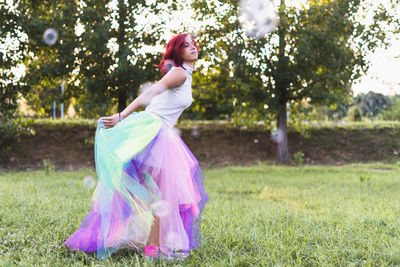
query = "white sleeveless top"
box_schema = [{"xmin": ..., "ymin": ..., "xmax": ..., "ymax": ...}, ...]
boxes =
[{"xmin": 145, "ymin": 64, "xmax": 193, "ymax": 128}]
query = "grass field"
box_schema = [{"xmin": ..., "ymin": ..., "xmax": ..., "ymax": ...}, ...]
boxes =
[{"xmin": 1, "ymin": 163, "xmax": 400, "ymax": 266}]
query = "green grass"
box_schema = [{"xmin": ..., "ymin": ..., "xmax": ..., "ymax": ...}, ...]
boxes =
[
  {"xmin": 1, "ymin": 163, "xmax": 400, "ymax": 266},
  {"xmin": 28, "ymin": 117, "xmax": 400, "ymax": 131},
  {"xmin": 306, "ymin": 120, "xmax": 400, "ymax": 130},
  {"xmin": 32, "ymin": 118, "xmax": 97, "ymax": 131}
]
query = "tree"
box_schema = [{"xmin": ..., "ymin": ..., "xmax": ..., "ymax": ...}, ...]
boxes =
[
  {"xmin": 10, "ymin": 1, "xmax": 175, "ymax": 118},
  {"xmin": 75, "ymin": 0, "xmax": 170, "ymax": 117},
  {"xmin": 193, "ymin": 0, "xmax": 399, "ymax": 163},
  {"xmin": 379, "ymin": 94, "xmax": 400, "ymax": 120},
  {"xmin": 346, "ymin": 105, "xmax": 363, "ymax": 121},
  {"xmin": 0, "ymin": 1, "xmax": 34, "ymax": 161},
  {"xmin": 19, "ymin": 0, "xmax": 80, "ymax": 117},
  {"xmin": 0, "ymin": 1, "xmax": 28, "ymax": 119},
  {"xmin": 353, "ymin": 91, "xmax": 391, "ymax": 118}
]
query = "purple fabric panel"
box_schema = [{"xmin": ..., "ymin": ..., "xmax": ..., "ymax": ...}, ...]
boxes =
[{"xmin": 64, "ymin": 203, "xmax": 103, "ymax": 253}]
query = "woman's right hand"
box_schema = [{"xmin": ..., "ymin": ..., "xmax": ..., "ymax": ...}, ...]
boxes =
[{"xmin": 101, "ymin": 113, "xmax": 120, "ymax": 129}]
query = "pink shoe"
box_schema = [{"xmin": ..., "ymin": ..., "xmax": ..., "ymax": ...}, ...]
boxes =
[{"xmin": 144, "ymin": 245, "xmax": 158, "ymax": 258}]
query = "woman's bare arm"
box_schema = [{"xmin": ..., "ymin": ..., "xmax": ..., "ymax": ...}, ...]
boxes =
[{"xmin": 101, "ymin": 67, "xmax": 187, "ymax": 128}]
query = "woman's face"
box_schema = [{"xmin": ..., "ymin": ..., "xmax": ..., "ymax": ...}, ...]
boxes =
[{"xmin": 180, "ymin": 35, "xmax": 198, "ymax": 63}]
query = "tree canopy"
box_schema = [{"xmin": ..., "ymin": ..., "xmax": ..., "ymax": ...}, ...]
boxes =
[
  {"xmin": 191, "ymin": 0, "xmax": 399, "ymax": 162},
  {"xmin": 1, "ymin": 0, "xmax": 399, "ymax": 163}
]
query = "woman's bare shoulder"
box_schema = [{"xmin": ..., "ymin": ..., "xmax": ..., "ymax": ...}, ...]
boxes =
[
  {"xmin": 162, "ymin": 67, "xmax": 187, "ymax": 88},
  {"xmin": 168, "ymin": 66, "xmax": 186, "ymax": 76}
]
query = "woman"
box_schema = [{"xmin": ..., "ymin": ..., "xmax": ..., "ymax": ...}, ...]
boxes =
[{"xmin": 64, "ymin": 33, "xmax": 208, "ymax": 260}]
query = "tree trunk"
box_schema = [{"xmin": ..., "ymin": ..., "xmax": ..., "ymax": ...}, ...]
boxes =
[
  {"xmin": 275, "ymin": 0, "xmax": 289, "ymax": 163},
  {"xmin": 276, "ymin": 100, "xmax": 289, "ymax": 163}
]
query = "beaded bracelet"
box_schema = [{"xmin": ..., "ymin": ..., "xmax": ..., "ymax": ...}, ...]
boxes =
[{"xmin": 118, "ymin": 112, "xmax": 121, "ymax": 122}]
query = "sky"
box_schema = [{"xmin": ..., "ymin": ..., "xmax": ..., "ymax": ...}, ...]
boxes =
[{"xmin": 352, "ymin": 38, "xmax": 400, "ymax": 96}]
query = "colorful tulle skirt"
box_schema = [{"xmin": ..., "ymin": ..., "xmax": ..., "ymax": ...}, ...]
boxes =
[{"xmin": 64, "ymin": 111, "xmax": 208, "ymax": 259}]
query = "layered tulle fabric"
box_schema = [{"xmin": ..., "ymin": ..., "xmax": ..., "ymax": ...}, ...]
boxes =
[{"xmin": 64, "ymin": 111, "xmax": 208, "ymax": 259}]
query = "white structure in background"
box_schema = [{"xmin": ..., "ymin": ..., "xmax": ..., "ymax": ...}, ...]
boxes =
[
  {"xmin": 52, "ymin": 82, "xmax": 65, "ymax": 119},
  {"xmin": 53, "ymin": 100, "xmax": 56, "ymax": 119},
  {"xmin": 61, "ymin": 82, "xmax": 64, "ymax": 119}
]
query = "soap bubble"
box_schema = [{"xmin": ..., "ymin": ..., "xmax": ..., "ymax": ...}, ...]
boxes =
[
  {"xmin": 43, "ymin": 28, "xmax": 59, "ymax": 46},
  {"xmin": 270, "ymin": 128, "xmax": 283, "ymax": 144},
  {"xmin": 138, "ymin": 82, "xmax": 154, "ymax": 107},
  {"xmin": 190, "ymin": 126, "xmax": 200, "ymax": 138},
  {"xmin": 83, "ymin": 175, "xmax": 96, "ymax": 189},
  {"xmin": 166, "ymin": 232, "xmax": 181, "ymax": 247},
  {"xmin": 150, "ymin": 200, "xmax": 171, "ymax": 217},
  {"xmin": 239, "ymin": 0, "xmax": 278, "ymax": 38}
]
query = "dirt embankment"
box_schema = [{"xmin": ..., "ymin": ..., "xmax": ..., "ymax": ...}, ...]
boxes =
[{"xmin": 3, "ymin": 121, "xmax": 400, "ymax": 170}]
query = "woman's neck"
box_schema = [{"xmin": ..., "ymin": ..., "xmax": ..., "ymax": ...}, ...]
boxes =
[{"xmin": 183, "ymin": 61, "xmax": 194, "ymax": 69}]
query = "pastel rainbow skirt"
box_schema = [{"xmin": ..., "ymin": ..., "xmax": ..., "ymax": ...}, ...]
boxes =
[{"xmin": 64, "ymin": 111, "xmax": 208, "ymax": 259}]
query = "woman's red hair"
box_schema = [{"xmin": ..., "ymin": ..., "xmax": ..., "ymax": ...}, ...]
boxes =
[{"xmin": 157, "ymin": 33, "xmax": 199, "ymax": 76}]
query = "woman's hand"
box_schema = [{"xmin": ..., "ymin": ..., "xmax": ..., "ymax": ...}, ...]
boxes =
[{"xmin": 101, "ymin": 113, "xmax": 120, "ymax": 129}]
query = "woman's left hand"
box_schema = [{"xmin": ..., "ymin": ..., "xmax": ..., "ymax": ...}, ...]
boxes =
[{"xmin": 101, "ymin": 114, "xmax": 120, "ymax": 129}]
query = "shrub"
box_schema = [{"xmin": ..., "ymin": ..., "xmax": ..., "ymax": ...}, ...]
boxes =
[
  {"xmin": 0, "ymin": 116, "xmax": 35, "ymax": 163},
  {"xmin": 347, "ymin": 106, "xmax": 362, "ymax": 122},
  {"xmin": 42, "ymin": 159, "xmax": 55, "ymax": 174},
  {"xmin": 293, "ymin": 151, "xmax": 305, "ymax": 165},
  {"xmin": 379, "ymin": 96, "xmax": 400, "ymax": 121}
]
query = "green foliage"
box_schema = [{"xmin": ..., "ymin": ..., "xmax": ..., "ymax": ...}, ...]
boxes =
[
  {"xmin": 0, "ymin": 2, "xmax": 35, "ymax": 161},
  {"xmin": 309, "ymin": 101, "xmax": 352, "ymax": 121},
  {"xmin": 192, "ymin": 0, "xmax": 396, "ymax": 118},
  {"xmin": 293, "ymin": 92, "xmax": 396, "ymax": 122},
  {"xmin": 359, "ymin": 175, "xmax": 370, "ymax": 182},
  {"xmin": 42, "ymin": 159, "xmax": 55, "ymax": 174},
  {"xmin": 32, "ymin": 117, "xmax": 96, "ymax": 130},
  {"xmin": 379, "ymin": 95, "xmax": 400, "ymax": 121},
  {"xmin": 191, "ymin": 1, "xmax": 267, "ymax": 123},
  {"xmin": 305, "ymin": 120, "xmax": 400, "ymax": 131},
  {"xmin": 353, "ymin": 91, "xmax": 391, "ymax": 118},
  {"xmin": 0, "ymin": 115, "xmax": 35, "ymax": 163},
  {"xmin": 0, "ymin": 3, "xmax": 30, "ymax": 113},
  {"xmin": 7, "ymin": 0, "xmax": 178, "ymax": 118},
  {"xmin": 74, "ymin": 93, "xmax": 116, "ymax": 119},
  {"xmin": 347, "ymin": 105, "xmax": 363, "ymax": 122},
  {"xmin": 183, "ymin": 69, "xmax": 235, "ymax": 120},
  {"xmin": 75, "ymin": 0, "xmax": 166, "ymax": 114},
  {"xmin": 20, "ymin": 1, "xmax": 81, "ymax": 117},
  {"xmin": 293, "ymin": 151, "xmax": 305, "ymax": 165},
  {"xmin": 192, "ymin": 0, "xmax": 398, "ymax": 162},
  {"xmin": 84, "ymin": 136, "xmax": 95, "ymax": 145}
]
